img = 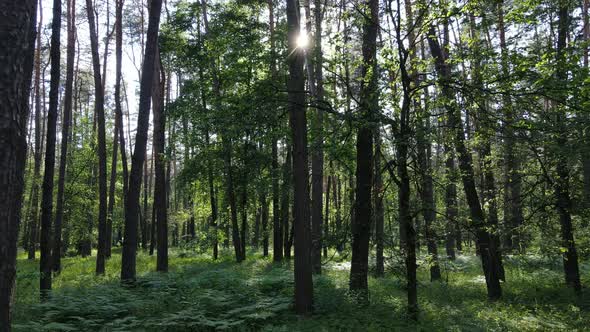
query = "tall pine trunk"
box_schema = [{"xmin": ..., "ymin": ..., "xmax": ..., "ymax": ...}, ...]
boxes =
[
  {"xmin": 554, "ymin": 2, "xmax": 581, "ymax": 294},
  {"xmin": 121, "ymin": 0, "xmax": 163, "ymax": 282},
  {"xmin": 86, "ymin": 0, "xmax": 109, "ymax": 276},
  {"xmin": 152, "ymin": 50, "xmax": 168, "ymax": 272},
  {"xmin": 0, "ymin": 0, "xmax": 37, "ymax": 326},
  {"xmin": 287, "ymin": 0, "xmax": 313, "ymax": 315},
  {"xmin": 349, "ymin": 0, "xmax": 378, "ymax": 302},
  {"xmin": 54, "ymin": 0, "xmax": 76, "ymax": 272},
  {"xmin": 40, "ymin": 0, "xmax": 62, "ymax": 297},
  {"xmin": 28, "ymin": 0, "xmax": 43, "ymax": 261}
]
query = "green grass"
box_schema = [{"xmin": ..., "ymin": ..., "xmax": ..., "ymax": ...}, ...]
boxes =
[{"xmin": 12, "ymin": 248, "xmax": 590, "ymax": 331}]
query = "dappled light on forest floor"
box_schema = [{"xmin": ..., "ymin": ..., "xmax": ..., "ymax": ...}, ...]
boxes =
[{"xmin": 12, "ymin": 249, "xmax": 590, "ymax": 331}]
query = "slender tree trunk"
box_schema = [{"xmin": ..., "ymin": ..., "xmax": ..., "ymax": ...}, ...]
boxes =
[
  {"xmin": 374, "ymin": 135, "xmax": 384, "ymax": 277},
  {"xmin": 417, "ymin": 75, "xmax": 440, "ymax": 281},
  {"xmin": 261, "ymin": 191, "xmax": 269, "ymax": 256},
  {"xmin": 40, "ymin": 0, "xmax": 62, "ymax": 297},
  {"xmin": 582, "ymin": 0, "xmax": 590, "ymax": 214},
  {"xmin": 0, "ymin": 0, "xmax": 37, "ymax": 327},
  {"xmin": 28, "ymin": 0, "xmax": 43, "ymax": 261},
  {"xmin": 107, "ymin": 0, "xmax": 127, "ymax": 258},
  {"xmin": 286, "ymin": 0, "xmax": 313, "ymax": 315},
  {"xmin": 349, "ymin": 0, "xmax": 378, "ymax": 302},
  {"xmin": 468, "ymin": 13, "xmax": 505, "ymax": 282},
  {"xmin": 152, "ymin": 49, "xmax": 168, "ymax": 271},
  {"xmin": 428, "ymin": 24, "xmax": 502, "ymax": 300},
  {"xmin": 269, "ymin": 0, "xmax": 282, "ymax": 263},
  {"xmin": 54, "ymin": 0, "xmax": 76, "ymax": 271},
  {"xmin": 324, "ymin": 170, "xmax": 331, "ymax": 258},
  {"xmin": 554, "ymin": 2, "xmax": 581, "ymax": 294},
  {"xmin": 121, "ymin": 0, "xmax": 163, "ymax": 282},
  {"xmin": 282, "ymin": 146, "xmax": 292, "ymax": 259},
  {"xmin": 86, "ymin": 0, "xmax": 109, "ymax": 276},
  {"xmin": 309, "ymin": 0, "xmax": 325, "ymax": 275}
]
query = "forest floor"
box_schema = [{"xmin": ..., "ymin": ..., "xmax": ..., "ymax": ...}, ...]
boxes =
[{"xmin": 12, "ymin": 247, "xmax": 590, "ymax": 331}]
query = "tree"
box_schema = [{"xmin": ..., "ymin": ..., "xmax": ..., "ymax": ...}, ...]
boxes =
[
  {"xmin": 269, "ymin": 0, "xmax": 283, "ymax": 264},
  {"xmin": 152, "ymin": 49, "xmax": 168, "ymax": 272},
  {"xmin": 39, "ymin": 0, "xmax": 62, "ymax": 297},
  {"xmin": 27, "ymin": 0, "xmax": 43, "ymax": 261},
  {"xmin": 310, "ymin": 0, "xmax": 325, "ymax": 275},
  {"xmin": 54, "ymin": 0, "xmax": 76, "ymax": 273},
  {"xmin": 85, "ymin": 0, "xmax": 109, "ymax": 276},
  {"xmin": 349, "ymin": 0, "xmax": 378, "ymax": 301},
  {"xmin": 428, "ymin": 23, "xmax": 503, "ymax": 301},
  {"xmin": 553, "ymin": 0, "xmax": 581, "ymax": 294},
  {"xmin": 0, "ymin": 0, "xmax": 37, "ymax": 327},
  {"xmin": 286, "ymin": 0, "xmax": 313, "ymax": 315},
  {"xmin": 121, "ymin": 0, "xmax": 163, "ymax": 282}
]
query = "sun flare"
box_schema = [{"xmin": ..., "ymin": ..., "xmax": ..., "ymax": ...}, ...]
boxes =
[{"xmin": 296, "ymin": 33, "xmax": 309, "ymax": 49}]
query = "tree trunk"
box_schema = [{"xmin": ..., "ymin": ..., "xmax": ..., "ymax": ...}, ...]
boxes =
[
  {"xmin": 554, "ymin": 2, "xmax": 581, "ymax": 294},
  {"xmin": 40, "ymin": 0, "xmax": 62, "ymax": 297},
  {"xmin": 324, "ymin": 170, "xmax": 331, "ymax": 258},
  {"xmin": 53, "ymin": 0, "xmax": 76, "ymax": 272},
  {"xmin": 0, "ymin": 0, "xmax": 37, "ymax": 327},
  {"xmin": 153, "ymin": 49, "xmax": 168, "ymax": 272},
  {"xmin": 281, "ymin": 146, "xmax": 292, "ymax": 259},
  {"xmin": 121, "ymin": 0, "xmax": 163, "ymax": 282},
  {"xmin": 309, "ymin": 0, "xmax": 325, "ymax": 275},
  {"xmin": 428, "ymin": 24, "xmax": 502, "ymax": 300},
  {"xmin": 28, "ymin": 1, "xmax": 43, "ymax": 261},
  {"xmin": 374, "ymin": 135, "xmax": 384, "ymax": 277},
  {"xmin": 269, "ymin": 0, "xmax": 282, "ymax": 263},
  {"xmin": 286, "ymin": 0, "xmax": 313, "ymax": 315},
  {"xmin": 261, "ymin": 191, "xmax": 269, "ymax": 256},
  {"xmin": 349, "ymin": 0, "xmax": 378, "ymax": 302},
  {"xmin": 86, "ymin": 0, "xmax": 109, "ymax": 276}
]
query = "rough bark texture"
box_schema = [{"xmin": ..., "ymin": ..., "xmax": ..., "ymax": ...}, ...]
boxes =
[
  {"xmin": 349, "ymin": 0, "xmax": 378, "ymax": 302},
  {"xmin": 0, "ymin": 0, "xmax": 37, "ymax": 327},
  {"xmin": 121, "ymin": 0, "xmax": 163, "ymax": 282},
  {"xmin": 286, "ymin": 0, "xmax": 313, "ymax": 315},
  {"xmin": 40, "ymin": 0, "xmax": 62, "ymax": 297}
]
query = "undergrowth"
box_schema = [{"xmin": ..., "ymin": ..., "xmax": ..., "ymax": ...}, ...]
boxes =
[{"xmin": 12, "ymin": 248, "xmax": 590, "ymax": 331}]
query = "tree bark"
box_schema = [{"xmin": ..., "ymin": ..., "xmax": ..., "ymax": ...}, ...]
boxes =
[
  {"xmin": 86, "ymin": 0, "xmax": 109, "ymax": 276},
  {"xmin": 287, "ymin": 0, "xmax": 313, "ymax": 315},
  {"xmin": 309, "ymin": 0, "xmax": 325, "ymax": 275},
  {"xmin": 269, "ymin": 0, "xmax": 283, "ymax": 263},
  {"xmin": 152, "ymin": 49, "xmax": 168, "ymax": 272},
  {"xmin": 121, "ymin": 0, "xmax": 163, "ymax": 282},
  {"xmin": 0, "ymin": 0, "xmax": 37, "ymax": 327},
  {"xmin": 40, "ymin": 0, "xmax": 62, "ymax": 297},
  {"xmin": 374, "ymin": 135, "xmax": 384, "ymax": 277},
  {"xmin": 28, "ymin": 0, "xmax": 43, "ymax": 261},
  {"xmin": 349, "ymin": 0, "xmax": 378, "ymax": 302},
  {"xmin": 281, "ymin": 146, "xmax": 292, "ymax": 259},
  {"xmin": 54, "ymin": 0, "xmax": 76, "ymax": 272},
  {"xmin": 554, "ymin": 2, "xmax": 581, "ymax": 294}
]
